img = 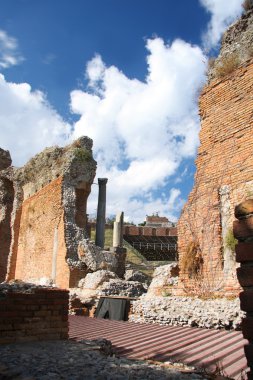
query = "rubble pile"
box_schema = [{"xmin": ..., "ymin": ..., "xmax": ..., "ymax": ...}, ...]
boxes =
[{"xmin": 129, "ymin": 295, "xmax": 244, "ymax": 330}]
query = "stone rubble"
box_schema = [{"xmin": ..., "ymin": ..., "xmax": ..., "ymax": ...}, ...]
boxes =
[
  {"xmin": 0, "ymin": 340, "xmax": 208, "ymax": 380},
  {"xmin": 69, "ymin": 270, "xmax": 119, "ymax": 309},
  {"xmin": 99, "ymin": 279, "xmax": 147, "ymax": 298},
  {"xmin": 129, "ymin": 295, "xmax": 245, "ymax": 330},
  {"xmin": 124, "ymin": 269, "xmax": 150, "ymax": 283},
  {"xmin": 0, "ymin": 280, "xmax": 53, "ymax": 294}
]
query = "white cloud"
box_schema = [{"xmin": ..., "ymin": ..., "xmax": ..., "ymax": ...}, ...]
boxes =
[
  {"xmin": 200, "ymin": 0, "xmax": 243, "ymax": 50},
  {"xmin": 0, "ymin": 4, "xmax": 245, "ymax": 223},
  {"xmin": 0, "ymin": 29, "xmax": 24, "ymax": 69},
  {"xmin": 71, "ymin": 37, "xmax": 206, "ymax": 222},
  {"xmin": 0, "ymin": 74, "xmax": 70, "ymax": 165}
]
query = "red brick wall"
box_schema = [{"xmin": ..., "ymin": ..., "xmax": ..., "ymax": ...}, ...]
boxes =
[
  {"xmin": 0, "ymin": 287, "xmax": 68, "ymax": 344},
  {"xmin": 177, "ymin": 60, "xmax": 253, "ymax": 295},
  {"xmin": 123, "ymin": 226, "xmax": 177, "ymax": 237},
  {"xmin": 10, "ymin": 177, "xmax": 70, "ymax": 289}
]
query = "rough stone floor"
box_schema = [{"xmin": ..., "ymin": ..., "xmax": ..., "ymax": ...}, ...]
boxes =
[{"xmin": 0, "ymin": 340, "xmax": 206, "ymax": 380}]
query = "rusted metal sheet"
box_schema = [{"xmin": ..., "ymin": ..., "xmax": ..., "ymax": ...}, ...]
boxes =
[{"xmin": 69, "ymin": 316, "xmax": 249, "ymax": 379}]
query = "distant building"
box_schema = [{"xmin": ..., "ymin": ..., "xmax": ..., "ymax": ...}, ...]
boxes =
[{"xmin": 145, "ymin": 214, "xmax": 174, "ymax": 228}]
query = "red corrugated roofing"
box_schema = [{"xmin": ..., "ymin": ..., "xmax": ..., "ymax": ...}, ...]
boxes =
[{"xmin": 69, "ymin": 316, "xmax": 249, "ymax": 379}]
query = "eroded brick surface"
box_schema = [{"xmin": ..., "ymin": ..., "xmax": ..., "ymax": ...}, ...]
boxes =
[
  {"xmin": 1, "ymin": 137, "xmax": 97, "ymax": 288},
  {"xmin": 177, "ymin": 52, "xmax": 253, "ymax": 294}
]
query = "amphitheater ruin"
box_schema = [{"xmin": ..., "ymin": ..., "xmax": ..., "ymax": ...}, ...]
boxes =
[{"xmin": 0, "ymin": 6, "xmax": 253, "ymax": 379}]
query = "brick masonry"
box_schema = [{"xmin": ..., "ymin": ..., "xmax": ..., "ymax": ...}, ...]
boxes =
[
  {"xmin": 123, "ymin": 225, "xmax": 177, "ymax": 237},
  {"xmin": 234, "ymin": 199, "xmax": 253, "ymax": 379},
  {"xmin": 12, "ymin": 177, "xmax": 70, "ymax": 288},
  {"xmin": 0, "ymin": 285, "xmax": 69, "ymax": 344},
  {"xmin": 0, "ymin": 137, "xmax": 97, "ymax": 289},
  {"xmin": 177, "ymin": 59, "xmax": 253, "ymax": 296}
]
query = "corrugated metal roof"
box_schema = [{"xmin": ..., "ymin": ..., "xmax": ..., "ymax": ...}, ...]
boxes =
[{"xmin": 69, "ymin": 316, "xmax": 249, "ymax": 379}]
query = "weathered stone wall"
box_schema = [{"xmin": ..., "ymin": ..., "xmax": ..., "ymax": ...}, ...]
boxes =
[
  {"xmin": 0, "ymin": 283, "xmax": 68, "ymax": 344},
  {"xmin": 177, "ymin": 58, "xmax": 253, "ymax": 295},
  {"xmin": 0, "ymin": 149, "xmax": 13, "ymax": 282},
  {"xmin": 208, "ymin": 9, "xmax": 253, "ymax": 82}
]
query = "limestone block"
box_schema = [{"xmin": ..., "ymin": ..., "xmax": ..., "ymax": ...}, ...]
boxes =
[
  {"xmin": 125, "ymin": 270, "xmax": 149, "ymax": 283},
  {"xmin": 146, "ymin": 263, "xmax": 179, "ymax": 298},
  {"xmin": 78, "ymin": 270, "xmax": 118, "ymax": 290}
]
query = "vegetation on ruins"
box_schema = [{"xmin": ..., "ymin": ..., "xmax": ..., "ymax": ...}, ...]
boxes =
[
  {"xmin": 181, "ymin": 241, "xmax": 203, "ymax": 279},
  {"xmin": 73, "ymin": 147, "xmax": 92, "ymax": 162},
  {"xmin": 225, "ymin": 228, "xmax": 238, "ymax": 253},
  {"xmin": 215, "ymin": 53, "xmax": 240, "ymax": 79}
]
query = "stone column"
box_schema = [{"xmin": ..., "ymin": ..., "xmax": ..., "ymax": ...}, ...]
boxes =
[
  {"xmin": 113, "ymin": 212, "xmax": 124, "ymax": 247},
  {"xmin": 95, "ymin": 178, "xmax": 108, "ymax": 248}
]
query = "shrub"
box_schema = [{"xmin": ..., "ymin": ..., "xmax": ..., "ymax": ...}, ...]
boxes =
[
  {"xmin": 181, "ymin": 241, "xmax": 203, "ymax": 278},
  {"xmin": 225, "ymin": 228, "xmax": 238, "ymax": 252},
  {"xmin": 215, "ymin": 53, "xmax": 240, "ymax": 79},
  {"xmin": 73, "ymin": 147, "xmax": 92, "ymax": 162}
]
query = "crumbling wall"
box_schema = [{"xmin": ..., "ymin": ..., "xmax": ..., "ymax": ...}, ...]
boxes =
[
  {"xmin": 1, "ymin": 136, "xmax": 127, "ymax": 289},
  {"xmin": 0, "ymin": 149, "xmax": 14, "ymax": 282},
  {"xmin": 3, "ymin": 137, "xmax": 97, "ymax": 288},
  {"xmin": 177, "ymin": 10, "xmax": 253, "ymax": 296}
]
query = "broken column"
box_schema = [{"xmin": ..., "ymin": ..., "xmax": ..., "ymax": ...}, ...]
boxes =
[
  {"xmin": 95, "ymin": 178, "xmax": 108, "ymax": 248},
  {"xmin": 113, "ymin": 212, "xmax": 124, "ymax": 248}
]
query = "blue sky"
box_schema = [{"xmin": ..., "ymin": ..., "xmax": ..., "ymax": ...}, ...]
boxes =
[{"xmin": 0, "ymin": 0, "xmax": 243, "ymax": 223}]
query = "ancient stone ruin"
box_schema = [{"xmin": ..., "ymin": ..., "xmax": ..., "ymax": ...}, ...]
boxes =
[
  {"xmin": 0, "ymin": 137, "xmax": 125, "ymax": 290},
  {"xmin": 177, "ymin": 8, "xmax": 253, "ymax": 296}
]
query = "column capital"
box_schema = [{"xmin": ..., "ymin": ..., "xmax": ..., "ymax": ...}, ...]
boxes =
[{"xmin": 98, "ymin": 178, "xmax": 108, "ymax": 185}]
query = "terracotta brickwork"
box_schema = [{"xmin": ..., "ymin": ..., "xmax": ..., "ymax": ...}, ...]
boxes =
[
  {"xmin": 1, "ymin": 137, "xmax": 97, "ymax": 289},
  {"xmin": 123, "ymin": 225, "xmax": 177, "ymax": 237},
  {"xmin": 0, "ymin": 285, "xmax": 68, "ymax": 344},
  {"xmin": 12, "ymin": 177, "xmax": 70, "ymax": 287},
  {"xmin": 177, "ymin": 59, "xmax": 253, "ymax": 295},
  {"xmin": 234, "ymin": 199, "xmax": 253, "ymax": 379}
]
